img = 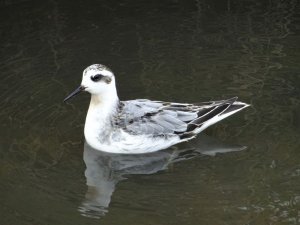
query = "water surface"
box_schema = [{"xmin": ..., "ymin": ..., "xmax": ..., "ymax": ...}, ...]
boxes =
[{"xmin": 1, "ymin": 0, "xmax": 300, "ymax": 224}]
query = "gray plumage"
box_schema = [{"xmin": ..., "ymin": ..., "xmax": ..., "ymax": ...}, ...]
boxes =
[{"xmin": 116, "ymin": 97, "xmax": 247, "ymax": 140}]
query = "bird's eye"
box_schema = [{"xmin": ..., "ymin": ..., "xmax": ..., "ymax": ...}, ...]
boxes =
[{"xmin": 91, "ymin": 74, "xmax": 103, "ymax": 82}]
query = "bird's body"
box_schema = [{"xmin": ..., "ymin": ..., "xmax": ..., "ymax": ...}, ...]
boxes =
[{"xmin": 64, "ymin": 64, "xmax": 249, "ymax": 154}]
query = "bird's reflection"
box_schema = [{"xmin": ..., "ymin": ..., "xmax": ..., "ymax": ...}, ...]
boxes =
[{"xmin": 78, "ymin": 134, "xmax": 246, "ymax": 218}]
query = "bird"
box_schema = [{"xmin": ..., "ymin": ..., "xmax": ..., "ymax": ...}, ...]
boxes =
[{"xmin": 64, "ymin": 64, "xmax": 249, "ymax": 154}]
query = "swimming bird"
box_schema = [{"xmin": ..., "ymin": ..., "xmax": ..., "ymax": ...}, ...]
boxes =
[{"xmin": 64, "ymin": 64, "xmax": 249, "ymax": 154}]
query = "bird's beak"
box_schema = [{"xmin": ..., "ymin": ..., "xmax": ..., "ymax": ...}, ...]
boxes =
[{"xmin": 64, "ymin": 85, "xmax": 85, "ymax": 102}]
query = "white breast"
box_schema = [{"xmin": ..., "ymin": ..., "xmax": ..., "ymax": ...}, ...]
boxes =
[{"xmin": 85, "ymin": 130, "xmax": 180, "ymax": 154}]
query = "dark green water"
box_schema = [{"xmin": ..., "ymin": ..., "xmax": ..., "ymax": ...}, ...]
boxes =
[{"xmin": 1, "ymin": 0, "xmax": 300, "ymax": 224}]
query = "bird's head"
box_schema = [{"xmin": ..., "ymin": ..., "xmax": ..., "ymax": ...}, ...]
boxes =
[{"xmin": 64, "ymin": 64, "xmax": 116, "ymax": 102}]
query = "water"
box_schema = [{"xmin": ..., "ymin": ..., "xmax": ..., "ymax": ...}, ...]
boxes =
[{"xmin": 1, "ymin": 0, "xmax": 299, "ymax": 224}]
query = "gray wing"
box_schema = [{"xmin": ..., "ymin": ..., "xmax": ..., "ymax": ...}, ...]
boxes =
[
  {"xmin": 118, "ymin": 100, "xmax": 195, "ymax": 135},
  {"xmin": 117, "ymin": 97, "xmax": 246, "ymax": 137}
]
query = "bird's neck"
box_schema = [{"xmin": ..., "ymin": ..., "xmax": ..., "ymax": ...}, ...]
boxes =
[
  {"xmin": 87, "ymin": 88, "xmax": 119, "ymax": 122},
  {"xmin": 84, "ymin": 89, "xmax": 119, "ymax": 146}
]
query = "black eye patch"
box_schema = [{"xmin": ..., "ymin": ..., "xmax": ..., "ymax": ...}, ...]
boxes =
[{"xmin": 91, "ymin": 74, "xmax": 104, "ymax": 82}]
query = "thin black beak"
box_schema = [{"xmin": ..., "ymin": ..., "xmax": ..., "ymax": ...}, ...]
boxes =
[{"xmin": 64, "ymin": 85, "xmax": 85, "ymax": 102}]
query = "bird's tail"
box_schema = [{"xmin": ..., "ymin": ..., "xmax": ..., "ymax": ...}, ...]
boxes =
[{"xmin": 179, "ymin": 97, "xmax": 249, "ymax": 140}]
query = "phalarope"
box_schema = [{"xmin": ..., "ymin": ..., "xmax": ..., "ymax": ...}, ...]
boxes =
[{"xmin": 64, "ymin": 64, "xmax": 249, "ymax": 154}]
